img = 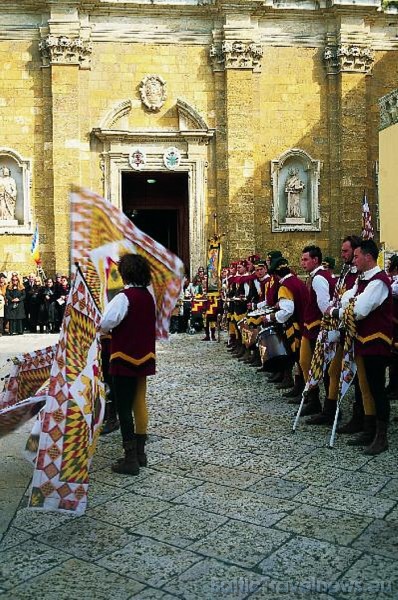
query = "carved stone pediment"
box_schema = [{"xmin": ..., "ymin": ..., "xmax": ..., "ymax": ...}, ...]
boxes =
[
  {"xmin": 323, "ymin": 44, "xmax": 374, "ymax": 75},
  {"xmin": 210, "ymin": 40, "xmax": 263, "ymax": 72},
  {"xmin": 139, "ymin": 75, "xmax": 167, "ymax": 112},
  {"xmin": 379, "ymin": 89, "xmax": 398, "ymax": 130},
  {"xmin": 39, "ymin": 35, "xmax": 92, "ymax": 69}
]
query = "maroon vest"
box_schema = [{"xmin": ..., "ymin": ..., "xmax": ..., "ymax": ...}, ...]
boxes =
[
  {"xmin": 110, "ymin": 287, "xmax": 156, "ymax": 377},
  {"xmin": 280, "ymin": 275, "xmax": 309, "ymax": 333},
  {"xmin": 257, "ymin": 275, "xmax": 270, "ymax": 302},
  {"xmin": 355, "ymin": 271, "xmax": 393, "ymax": 357},
  {"xmin": 303, "ymin": 269, "xmax": 334, "ymax": 340},
  {"xmin": 334, "ymin": 265, "xmax": 358, "ymax": 301},
  {"xmin": 266, "ymin": 275, "xmax": 279, "ymax": 307}
]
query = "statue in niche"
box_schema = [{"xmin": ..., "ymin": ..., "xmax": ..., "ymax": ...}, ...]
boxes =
[
  {"xmin": 285, "ymin": 168, "xmax": 305, "ymax": 219},
  {"xmin": 0, "ymin": 166, "xmax": 17, "ymax": 221}
]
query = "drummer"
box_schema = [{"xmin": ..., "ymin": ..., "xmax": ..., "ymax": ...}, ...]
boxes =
[
  {"xmin": 262, "ymin": 257, "xmax": 308, "ymax": 390},
  {"xmin": 266, "ymin": 250, "xmax": 283, "ymax": 307},
  {"xmin": 230, "ymin": 260, "xmax": 250, "ymax": 358},
  {"xmin": 299, "ymin": 245, "xmax": 335, "ymax": 416},
  {"xmin": 226, "ymin": 262, "xmax": 238, "ymax": 349}
]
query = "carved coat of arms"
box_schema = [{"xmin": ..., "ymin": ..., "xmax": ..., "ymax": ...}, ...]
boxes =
[
  {"xmin": 128, "ymin": 147, "xmax": 146, "ymax": 171},
  {"xmin": 139, "ymin": 75, "xmax": 166, "ymax": 111},
  {"xmin": 163, "ymin": 147, "xmax": 181, "ymax": 171}
]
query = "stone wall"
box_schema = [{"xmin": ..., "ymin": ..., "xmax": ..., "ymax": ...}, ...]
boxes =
[{"xmin": 0, "ymin": 1, "xmax": 397, "ymax": 275}]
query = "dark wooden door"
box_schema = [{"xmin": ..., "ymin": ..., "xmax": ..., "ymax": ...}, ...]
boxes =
[{"xmin": 122, "ymin": 171, "xmax": 189, "ymax": 270}]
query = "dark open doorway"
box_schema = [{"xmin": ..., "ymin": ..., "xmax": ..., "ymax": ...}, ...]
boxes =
[{"xmin": 122, "ymin": 171, "xmax": 189, "ymax": 270}]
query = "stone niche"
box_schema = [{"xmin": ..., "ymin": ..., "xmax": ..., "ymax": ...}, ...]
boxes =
[
  {"xmin": 0, "ymin": 148, "xmax": 32, "ymax": 234},
  {"xmin": 271, "ymin": 148, "xmax": 320, "ymax": 232}
]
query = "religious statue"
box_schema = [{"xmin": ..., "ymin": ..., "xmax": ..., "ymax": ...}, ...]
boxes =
[
  {"xmin": 285, "ymin": 168, "xmax": 305, "ymax": 219},
  {"xmin": 0, "ymin": 166, "xmax": 17, "ymax": 221}
]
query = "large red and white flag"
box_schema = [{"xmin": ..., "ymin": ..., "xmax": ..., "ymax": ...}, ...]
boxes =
[
  {"xmin": 0, "ymin": 345, "xmax": 56, "ymax": 438},
  {"xmin": 28, "ymin": 268, "xmax": 105, "ymax": 514},
  {"xmin": 70, "ymin": 186, "xmax": 184, "ymax": 339}
]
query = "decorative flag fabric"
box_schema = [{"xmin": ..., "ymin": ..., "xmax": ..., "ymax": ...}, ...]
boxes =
[
  {"xmin": 70, "ymin": 185, "xmax": 184, "ymax": 340},
  {"xmin": 304, "ymin": 315, "xmax": 339, "ymax": 394},
  {"xmin": 0, "ymin": 345, "xmax": 56, "ymax": 438},
  {"xmin": 207, "ymin": 234, "xmax": 223, "ymax": 293},
  {"xmin": 361, "ymin": 191, "xmax": 374, "ymax": 240},
  {"xmin": 28, "ymin": 268, "xmax": 105, "ymax": 514},
  {"xmin": 337, "ymin": 299, "xmax": 358, "ymax": 404},
  {"xmin": 31, "ymin": 224, "xmax": 41, "ymax": 265}
]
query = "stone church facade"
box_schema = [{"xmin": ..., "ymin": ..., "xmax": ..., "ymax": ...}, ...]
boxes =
[{"xmin": 0, "ymin": 0, "xmax": 397, "ymax": 275}]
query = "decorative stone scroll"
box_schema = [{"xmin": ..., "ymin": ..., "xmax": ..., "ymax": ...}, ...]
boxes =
[
  {"xmin": 139, "ymin": 75, "xmax": 167, "ymax": 111},
  {"xmin": 323, "ymin": 44, "xmax": 374, "ymax": 75},
  {"xmin": 210, "ymin": 41, "xmax": 263, "ymax": 72},
  {"xmin": 39, "ymin": 35, "xmax": 92, "ymax": 70},
  {"xmin": 271, "ymin": 149, "xmax": 321, "ymax": 233},
  {"xmin": 379, "ymin": 89, "xmax": 398, "ymax": 130}
]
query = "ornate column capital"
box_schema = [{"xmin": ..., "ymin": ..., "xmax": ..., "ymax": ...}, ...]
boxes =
[
  {"xmin": 379, "ymin": 89, "xmax": 398, "ymax": 131},
  {"xmin": 210, "ymin": 36, "xmax": 263, "ymax": 72},
  {"xmin": 323, "ymin": 44, "xmax": 374, "ymax": 75},
  {"xmin": 39, "ymin": 35, "xmax": 93, "ymax": 70}
]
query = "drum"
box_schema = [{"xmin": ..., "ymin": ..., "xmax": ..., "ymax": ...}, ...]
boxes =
[
  {"xmin": 238, "ymin": 318, "xmax": 259, "ymax": 349},
  {"xmin": 257, "ymin": 325, "xmax": 290, "ymax": 368},
  {"xmin": 191, "ymin": 297, "xmax": 208, "ymax": 315}
]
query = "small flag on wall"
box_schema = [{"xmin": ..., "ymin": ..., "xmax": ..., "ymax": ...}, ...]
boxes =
[
  {"xmin": 31, "ymin": 224, "xmax": 41, "ymax": 265},
  {"xmin": 361, "ymin": 191, "xmax": 374, "ymax": 240}
]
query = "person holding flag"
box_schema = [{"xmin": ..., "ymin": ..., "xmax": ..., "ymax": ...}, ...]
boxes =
[
  {"xmin": 100, "ymin": 253, "xmax": 156, "ymax": 475},
  {"xmin": 332, "ymin": 239, "xmax": 393, "ymax": 455}
]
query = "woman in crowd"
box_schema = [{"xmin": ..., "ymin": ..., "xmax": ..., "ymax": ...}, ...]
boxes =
[
  {"xmin": 38, "ymin": 277, "xmax": 56, "ymax": 333},
  {"xmin": 6, "ymin": 273, "xmax": 26, "ymax": 335},
  {"xmin": 26, "ymin": 275, "xmax": 43, "ymax": 332}
]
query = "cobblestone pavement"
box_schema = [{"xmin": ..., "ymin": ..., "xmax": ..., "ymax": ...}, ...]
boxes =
[{"xmin": 1, "ymin": 333, "xmax": 398, "ymax": 599}]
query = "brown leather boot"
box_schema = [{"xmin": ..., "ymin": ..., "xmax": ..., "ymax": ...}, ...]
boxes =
[
  {"xmin": 337, "ymin": 400, "xmax": 364, "ymax": 434},
  {"xmin": 306, "ymin": 398, "xmax": 340, "ymax": 426},
  {"xmin": 347, "ymin": 415, "xmax": 376, "ymax": 447},
  {"xmin": 238, "ymin": 348, "xmax": 251, "ymax": 362},
  {"xmin": 363, "ymin": 421, "xmax": 389, "ymax": 456},
  {"xmin": 300, "ymin": 388, "xmax": 322, "ymax": 416},
  {"xmin": 275, "ymin": 369, "xmax": 294, "ymax": 390},
  {"xmin": 112, "ymin": 439, "xmax": 140, "ymax": 475},
  {"xmin": 234, "ymin": 345, "xmax": 246, "ymax": 359},
  {"xmin": 268, "ymin": 371, "xmax": 284, "ymax": 383},
  {"xmin": 284, "ymin": 375, "xmax": 305, "ymax": 399},
  {"xmin": 136, "ymin": 434, "xmax": 148, "ymax": 467}
]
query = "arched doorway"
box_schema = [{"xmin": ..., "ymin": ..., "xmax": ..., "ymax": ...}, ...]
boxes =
[{"xmin": 122, "ymin": 171, "xmax": 189, "ymax": 269}]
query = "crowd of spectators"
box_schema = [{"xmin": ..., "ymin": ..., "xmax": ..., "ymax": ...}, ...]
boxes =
[{"xmin": 0, "ymin": 271, "xmax": 70, "ymax": 336}]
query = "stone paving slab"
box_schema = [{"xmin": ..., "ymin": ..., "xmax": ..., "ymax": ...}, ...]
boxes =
[
  {"xmin": 1, "ymin": 332, "xmax": 398, "ymax": 599},
  {"xmin": 258, "ymin": 536, "xmax": 362, "ymax": 584},
  {"xmin": 97, "ymin": 536, "xmax": 202, "ymax": 588},
  {"xmin": 130, "ymin": 505, "xmax": 229, "ymax": 548},
  {"xmin": 275, "ymin": 505, "xmax": 372, "ymax": 546},
  {"xmin": 7, "ymin": 558, "xmax": 145, "ymax": 600}
]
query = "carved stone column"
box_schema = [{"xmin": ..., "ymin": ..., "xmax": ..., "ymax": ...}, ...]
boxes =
[
  {"xmin": 323, "ymin": 37, "xmax": 375, "ymax": 253},
  {"xmin": 211, "ymin": 23, "xmax": 263, "ymax": 260},
  {"xmin": 39, "ymin": 25, "xmax": 91, "ymax": 272}
]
